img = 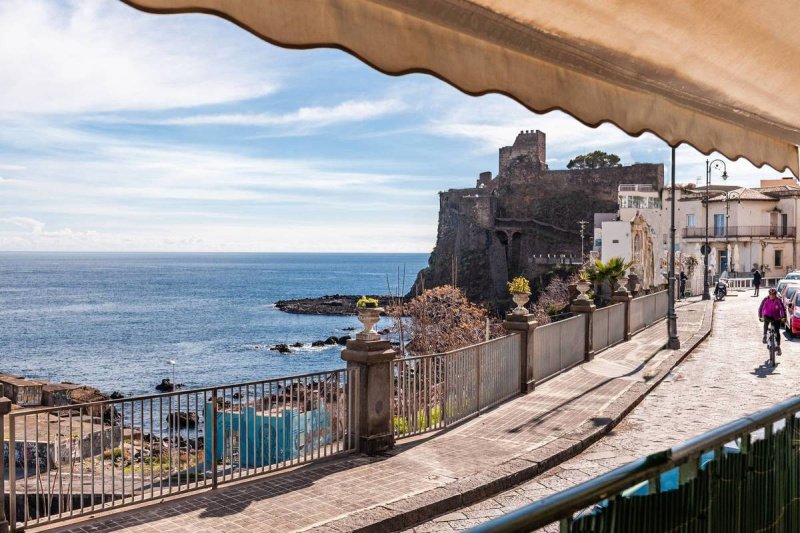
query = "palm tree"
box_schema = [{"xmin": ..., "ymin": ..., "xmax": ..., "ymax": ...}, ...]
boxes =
[{"xmin": 586, "ymin": 257, "xmax": 635, "ymax": 304}]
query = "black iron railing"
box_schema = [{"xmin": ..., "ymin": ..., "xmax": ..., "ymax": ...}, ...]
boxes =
[
  {"xmin": 470, "ymin": 395, "xmax": 800, "ymax": 533},
  {"xmin": 683, "ymin": 225, "xmax": 795, "ymax": 238}
]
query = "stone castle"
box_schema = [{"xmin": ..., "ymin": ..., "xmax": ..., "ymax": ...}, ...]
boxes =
[{"xmin": 410, "ymin": 130, "xmax": 664, "ymax": 306}]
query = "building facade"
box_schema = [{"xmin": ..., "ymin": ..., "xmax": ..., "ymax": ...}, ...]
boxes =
[{"xmin": 594, "ymin": 177, "xmax": 800, "ymax": 296}]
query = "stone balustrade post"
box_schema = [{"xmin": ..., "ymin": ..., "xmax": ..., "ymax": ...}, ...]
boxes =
[
  {"xmin": 570, "ymin": 298, "xmax": 596, "ymax": 361},
  {"xmin": 341, "ymin": 338, "xmax": 396, "ymax": 455},
  {"xmin": 611, "ymin": 291, "xmax": 634, "ymax": 341},
  {"xmin": 504, "ymin": 313, "xmax": 538, "ymax": 393},
  {"xmin": 1, "ymin": 397, "xmax": 11, "ymax": 533}
]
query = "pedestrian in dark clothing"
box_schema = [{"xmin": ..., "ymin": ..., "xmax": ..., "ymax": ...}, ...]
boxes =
[
  {"xmin": 679, "ymin": 271, "xmax": 687, "ymax": 299},
  {"xmin": 753, "ymin": 269, "xmax": 763, "ymax": 297}
]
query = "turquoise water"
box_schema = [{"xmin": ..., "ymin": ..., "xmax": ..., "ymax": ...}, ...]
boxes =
[{"xmin": 0, "ymin": 252, "xmax": 427, "ymax": 396}]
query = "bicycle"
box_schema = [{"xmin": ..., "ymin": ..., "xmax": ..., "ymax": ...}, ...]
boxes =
[{"xmin": 766, "ymin": 320, "xmax": 779, "ymax": 367}]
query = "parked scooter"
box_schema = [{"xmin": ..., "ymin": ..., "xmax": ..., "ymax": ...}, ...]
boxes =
[{"xmin": 714, "ymin": 279, "xmax": 728, "ymax": 301}]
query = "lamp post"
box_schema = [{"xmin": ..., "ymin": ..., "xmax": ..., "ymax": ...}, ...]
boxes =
[
  {"xmin": 167, "ymin": 359, "xmax": 177, "ymax": 385},
  {"xmin": 702, "ymin": 158, "xmax": 728, "ymax": 300},
  {"xmin": 667, "ymin": 146, "xmax": 680, "ymax": 349},
  {"xmin": 578, "ymin": 220, "xmax": 588, "ymax": 263},
  {"xmin": 721, "ymin": 187, "xmax": 742, "ymax": 275}
]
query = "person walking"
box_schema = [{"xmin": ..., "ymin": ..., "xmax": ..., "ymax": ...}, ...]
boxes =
[
  {"xmin": 679, "ymin": 271, "xmax": 687, "ymax": 299},
  {"xmin": 753, "ymin": 268, "xmax": 763, "ymax": 297},
  {"xmin": 759, "ymin": 287, "xmax": 786, "ymax": 355}
]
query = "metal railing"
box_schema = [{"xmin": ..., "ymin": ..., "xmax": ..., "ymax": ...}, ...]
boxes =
[
  {"xmin": 5, "ymin": 369, "xmax": 358, "ymax": 531},
  {"xmin": 618, "ymin": 184, "xmax": 656, "ymax": 192},
  {"xmin": 591, "ymin": 303, "xmax": 626, "ymax": 354},
  {"xmin": 682, "ymin": 225, "xmax": 796, "ymax": 238},
  {"xmin": 629, "ymin": 290, "xmax": 668, "ymax": 334},
  {"xmin": 532, "ymin": 314, "xmax": 587, "ymax": 383},
  {"xmin": 392, "ymin": 335, "xmax": 520, "ymax": 439},
  {"xmin": 470, "ymin": 395, "xmax": 800, "ymax": 533}
]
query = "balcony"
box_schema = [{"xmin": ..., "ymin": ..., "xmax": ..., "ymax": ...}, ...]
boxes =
[
  {"xmin": 618, "ymin": 184, "xmax": 656, "ymax": 192},
  {"xmin": 682, "ymin": 225, "xmax": 796, "ymax": 238}
]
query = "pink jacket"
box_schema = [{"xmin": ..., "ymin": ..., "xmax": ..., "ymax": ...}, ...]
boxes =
[{"xmin": 759, "ymin": 297, "xmax": 786, "ymax": 320}]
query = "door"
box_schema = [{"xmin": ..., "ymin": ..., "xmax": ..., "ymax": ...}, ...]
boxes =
[
  {"xmin": 719, "ymin": 250, "xmax": 728, "ymax": 274},
  {"xmin": 781, "ymin": 213, "xmax": 788, "ymax": 236}
]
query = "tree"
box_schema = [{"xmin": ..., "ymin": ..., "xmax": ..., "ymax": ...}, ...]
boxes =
[
  {"xmin": 566, "ymin": 151, "xmax": 622, "ymax": 169},
  {"xmin": 401, "ymin": 286, "xmax": 490, "ymax": 355},
  {"xmin": 586, "ymin": 257, "xmax": 634, "ymax": 305}
]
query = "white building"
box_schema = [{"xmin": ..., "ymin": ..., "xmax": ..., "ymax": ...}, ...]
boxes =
[
  {"xmin": 594, "ymin": 178, "xmax": 800, "ymax": 295},
  {"xmin": 596, "ymin": 184, "xmax": 666, "ymax": 290},
  {"xmin": 675, "ymin": 179, "xmax": 799, "ymax": 283}
]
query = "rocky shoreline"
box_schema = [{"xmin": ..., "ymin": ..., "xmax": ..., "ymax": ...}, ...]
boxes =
[{"xmin": 274, "ymin": 294, "xmax": 395, "ymax": 316}]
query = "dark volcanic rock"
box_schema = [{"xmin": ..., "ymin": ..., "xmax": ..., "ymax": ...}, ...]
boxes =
[
  {"xmin": 109, "ymin": 391, "xmax": 125, "ymax": 400},
  {"xmin": 336, "ymin": 335, "xmax": 351, "ymax": 345},
  {"xmin": 270, "ymin": 344, "xmax": 291, "ymax": 354},
  {"xmin": 166, "ymin": 412, "xmax": 198, "ymax": 428},
  {"xmin": 155, "ymin": 379, "xmax": 175, "ymax": 392},
  {"xmin": 274, "ymin": 294, "xmax": 392, "ymax": 316},
  {"xmin": 311, "ymin": 340, "xmax": 326, "ymax": 347},
  {"xmin": 291, "ymin": 342, "xmax": 304, "ymax": 348},
  {"xmin": 324, "ymin": 336, "xmax": 338, "ymax": 345}
]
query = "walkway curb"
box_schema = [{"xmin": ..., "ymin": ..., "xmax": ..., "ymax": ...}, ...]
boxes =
[{"xmin": 317, "ymin": 300, "xmax": 714, "ymax": 532}]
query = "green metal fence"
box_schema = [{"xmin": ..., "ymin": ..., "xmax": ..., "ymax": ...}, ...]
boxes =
[{"xmin": 470, "ymin": 395, "xmax": 800, "ymax": 533}]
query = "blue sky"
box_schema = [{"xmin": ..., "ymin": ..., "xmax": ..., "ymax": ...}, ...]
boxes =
[{"xmin": 0, "ymin": 0, "xmax": 788, "ymax": 253}]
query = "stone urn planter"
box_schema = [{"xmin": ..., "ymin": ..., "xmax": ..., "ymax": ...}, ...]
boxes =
[
  {"xmin": 511, "ymin": 293, "xmax": 531, "ymax": 315},
  {"xmin": 615, "ymin": 273, "xmax": 630, "ymax": 294},
  {"xmin": 356, "ymin": 306, "xmax": 384, "ymax": 341},
  {"xmin": 576, "ymin": 278, "xmax": 591, "ymax": 301}
]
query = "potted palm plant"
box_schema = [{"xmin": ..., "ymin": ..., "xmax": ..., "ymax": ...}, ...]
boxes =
[{"xmin": 507, "ymin": 276, "xmax": 532, "ymax": 315}]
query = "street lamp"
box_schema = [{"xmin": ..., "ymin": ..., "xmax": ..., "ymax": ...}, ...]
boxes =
[
  {"xmin": 667, "ymin": 146, "xmax": 679, "ymax": 349},
  {"xmin": 702, "ymin": 158, "xmax": 728, "ymax": 300},
  {"xmin": 167, "ymin": 359, "xmax": 177, "ymax": 385},
  {"xmin": 720, "ymin": 186, "xmax": 742, "ymax": 274},
  {"xmin": 577, "ymin": 220, "xmax": 588, "ymax": 263}
]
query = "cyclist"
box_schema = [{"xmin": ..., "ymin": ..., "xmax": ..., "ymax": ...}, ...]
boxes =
[{"xmin": 759, "ymin": 287, "xmax": 786, "ymax": 354}]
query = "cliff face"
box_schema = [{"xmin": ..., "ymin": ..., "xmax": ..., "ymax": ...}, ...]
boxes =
[{"xmin": 411, "ymin": 130, "xmax": 664, "ymax": 308}]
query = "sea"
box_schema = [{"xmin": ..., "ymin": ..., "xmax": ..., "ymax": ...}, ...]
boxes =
[{"xmin": 0, "ymin": 252, "xmax": 428, "ymax": 397}]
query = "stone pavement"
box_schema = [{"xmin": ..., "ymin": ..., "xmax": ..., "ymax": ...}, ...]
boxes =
[
  {"xmin": 45, "ymin": 298, "xmax": 711, "ymax": 533},
  {"xmin": 422, "ymin": 292, "xmax": 794, "ymax": 532}
]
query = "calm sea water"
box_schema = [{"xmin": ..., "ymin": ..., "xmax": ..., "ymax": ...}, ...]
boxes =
[{"xmin": 0, "ymin": 253, "xmax": 427, "ymax": 396}]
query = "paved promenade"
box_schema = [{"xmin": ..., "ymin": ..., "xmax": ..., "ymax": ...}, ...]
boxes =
[
  {"xmin": 47, "ymin": 298, "xmax": 711, "ymax": 533},
  {"xmin": 424, "ymin": 293, "xmax": 796, "ymax": 531}
]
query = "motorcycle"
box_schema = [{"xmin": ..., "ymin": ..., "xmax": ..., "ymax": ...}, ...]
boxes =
[{"xmin": 714, "ymin": 279, "xmax": 728, "ymax": 301}]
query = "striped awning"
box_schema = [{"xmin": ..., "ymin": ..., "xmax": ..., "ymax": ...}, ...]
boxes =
[{"xmin": 123, "ymin": 0, "xmax": 800, "ymax": 175}]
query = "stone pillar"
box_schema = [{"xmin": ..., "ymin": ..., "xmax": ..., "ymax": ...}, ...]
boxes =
[
  {"xmin": 571, "ymin": 298, "xmax": 596, "ymax": 361},
  {"xmin": 611, "ymin": 290, "xmax": 634, "ymax": 341},
  {"xmin": 504, "ymin": 313, "xmax": 538, "ymax": 393},
  {"xmin": 628, "ymin": 273, "xmax": 641, "ymax": 296},
  {"xmin": 341, "ymin": 339, "xmax": 396, "ymax": 455},
  {"xmin": 0, "ymin": 397, "xmax": 11, "ymax": 533}
]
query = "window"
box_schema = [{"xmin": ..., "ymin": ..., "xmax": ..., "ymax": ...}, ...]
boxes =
[
  {"xmin": 775, "ymin": 250, "xmax": 783, "ymax": 267},
  {"xmin": 687, "ymin": 214, "xmax": 696, "ymax": 227},
  {"xmin": 714, "ymin": 214, "xmax": 725, "ymax": 237}
]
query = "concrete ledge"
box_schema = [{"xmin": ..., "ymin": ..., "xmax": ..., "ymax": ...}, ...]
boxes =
[{"xmin": 316, "ymin": 300, "xmax": 714, "ymax": 532}]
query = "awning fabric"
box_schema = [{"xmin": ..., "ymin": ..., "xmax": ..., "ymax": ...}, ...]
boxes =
[{"xmin": 123, "ymin": 0, "xmax": 800, "ymax": 175}]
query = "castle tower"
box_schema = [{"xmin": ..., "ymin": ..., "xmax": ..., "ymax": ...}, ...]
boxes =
[{"xmin": 498, "ymin": 130, "xmax": 547, "ymax": 175}]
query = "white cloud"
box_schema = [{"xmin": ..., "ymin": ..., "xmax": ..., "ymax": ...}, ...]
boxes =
[
  {"xmin": 0, "ymin": 217, "xmax": 45, "ymax": 233},
  {"xmin": 126, "ymin": 98, "xmax": 409, "ymax": 128},
  {"xmin": 423, "ymin": 91, "xmax": 788, "ymax": 187},
  {"xmin": 0, "ymin": 0, "xmax": 277, "ymax": 114}
]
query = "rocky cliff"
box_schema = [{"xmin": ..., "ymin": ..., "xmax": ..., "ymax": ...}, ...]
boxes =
[{"xmin": 410, "ymin": 130, "xmax": 664, "ymax": 308}]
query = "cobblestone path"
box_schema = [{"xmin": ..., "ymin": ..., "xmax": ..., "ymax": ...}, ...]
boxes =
[{"xmin": 419, "ymin": 293, "xmax": 798, "ymax": 532}]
